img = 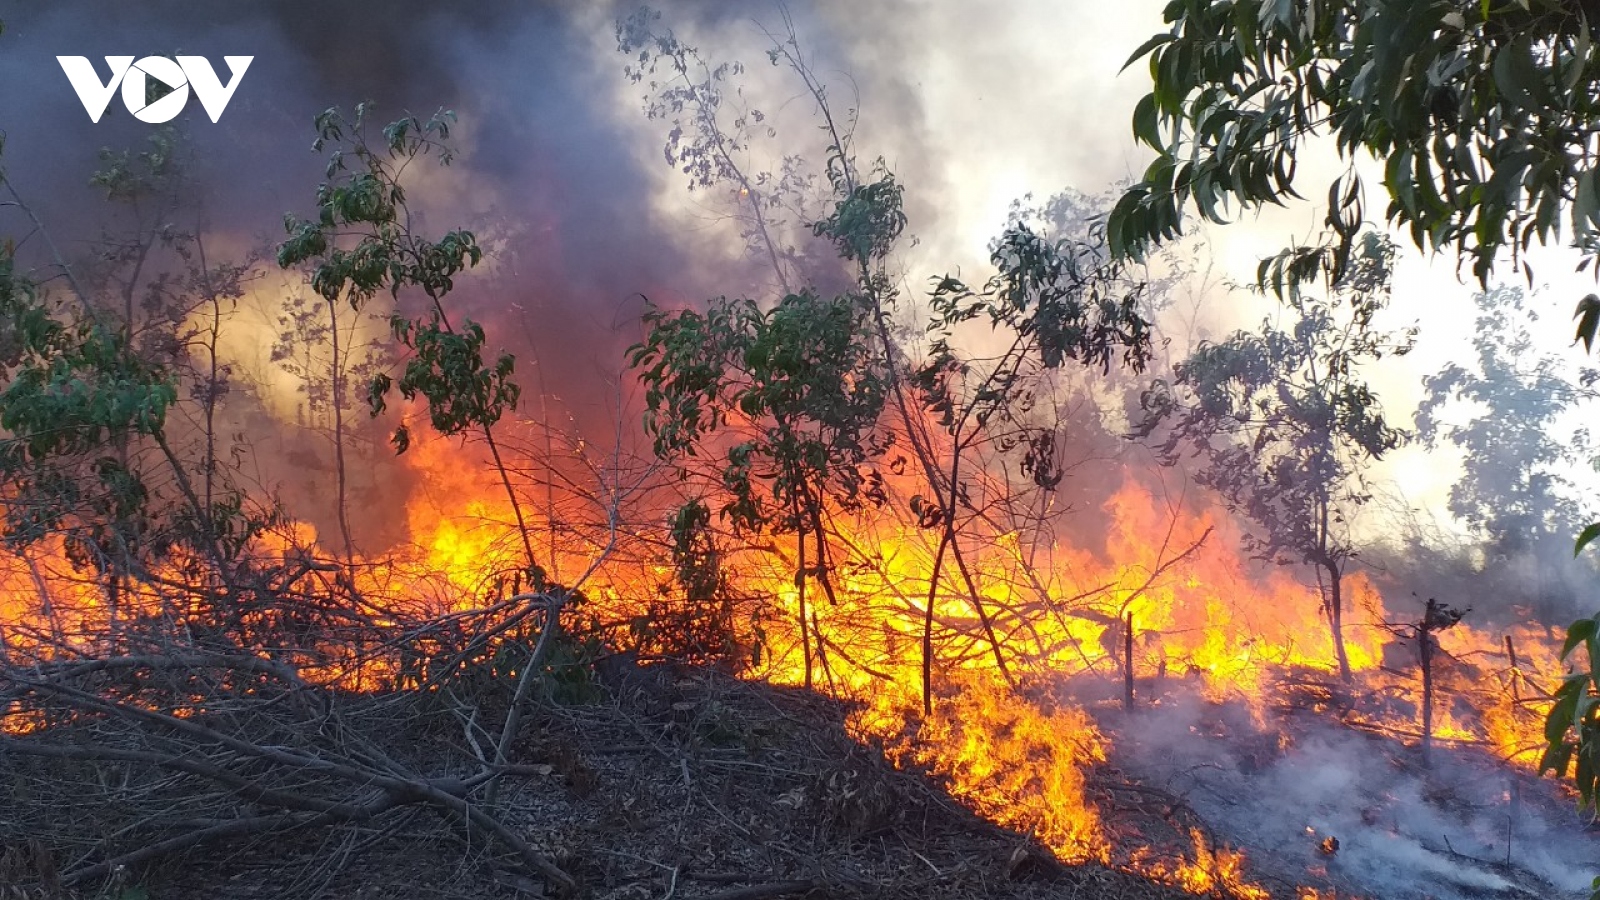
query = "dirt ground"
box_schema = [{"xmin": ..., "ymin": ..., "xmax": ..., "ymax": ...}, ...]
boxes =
[{"xmin": 2, "ymin": 663, "xmax": 1232, "ymax": 900}]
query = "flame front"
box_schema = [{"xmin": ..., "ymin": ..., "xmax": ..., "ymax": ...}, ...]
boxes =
[{"xmin": 0, "ymin": 418, "xmax": 1564, "ymax": 898}]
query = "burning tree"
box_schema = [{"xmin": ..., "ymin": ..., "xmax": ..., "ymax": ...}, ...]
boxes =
[
  {"xmin": 629, "ymin": 289, "xmax": 892, "ymax": 689},
  {"xmin": 0, "ymin": 127, "xmax": 283, "ymax": 646},
  {"xmin": 1134, "ymin": 233, "xmax": 1412, "ymax": 681},
  {"xmin": 5, "ymin": 5, "xmax": 1584, "ymax": 894},
  {"xmin": 620, "ymin": 9, "xmax": 1159, "ymax": 713},
  {"xmin": 912, "ymin": 223, "xmax": 1154, "ymax": 708}
]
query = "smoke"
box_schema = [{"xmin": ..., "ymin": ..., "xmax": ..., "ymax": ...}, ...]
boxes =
[
  {"xmin": 1, "ymin": 0, "xmax": 1590, "ymax": 615},
  {"xmin": 0, "ymin": 0, "xmax": 961, "ymax": 430},
  {"xmin": 0, "ymin": 0, "xmax": 695, "ymax": 354},
  {"xmin": 1102, "ymin": 686, "xmax": 1596, "ymax": 899},
  {"xmin": 0, "ymin": 0, "xmax": 731, "ymax": 545}
]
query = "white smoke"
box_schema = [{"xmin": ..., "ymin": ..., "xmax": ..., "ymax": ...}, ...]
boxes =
[{"xmin": 1105, "ymin": 685, "xmax": 1597, "ymax": 899}]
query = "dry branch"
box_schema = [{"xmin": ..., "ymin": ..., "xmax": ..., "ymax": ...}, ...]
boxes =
[{"xmin": 2, "ymin": 643, "xmax": 578, "ymax": 894}]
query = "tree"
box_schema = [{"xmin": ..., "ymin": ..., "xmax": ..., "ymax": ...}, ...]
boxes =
[
  {"xmin": 621, "ymin": 10, "xmax": 1156, "ymax": 711},
  {"xmin": 0, "ymin": 107, "xmax": 623, "ymax": 889},
  {"xmin": 276, "ymin": 105, "xmax": 579, "ymax": 793},
  {"xmin": 1418, "ymin": 285, "xmax": 1597, "ymax": 601},
  {"xmin": 1109, "ymin": 0, "xmax": 1600, "ymax": 289},
  {"xmin": 0, "ymin": 129, "xmax": 284, "ymax": 644},
  {"xmin": 629, "ymin": 289, "xmax": 891, "ymax": 689},
  {"xmin": 275, "ymin": 105, "xmax": 532, "ymax": 572},
  {"xmin": 269, "ymin": 288, "xmax": 391, "ymax": 566},
  {"xmin": 912, "ymin": 222, "xmax": 1153, "ymax": 708},
  {"xmin": 616, "ymin": 6, "xmax": 837, "ymax": 297},
  {"xmin": 1134, "ymin": 233, "xmax": 1411, "ymax": 680}
]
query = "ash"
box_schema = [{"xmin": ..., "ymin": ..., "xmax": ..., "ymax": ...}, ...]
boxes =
[{"xmin": 1097, "ymin": 683, "xmax": 1598, "ymax": 899}]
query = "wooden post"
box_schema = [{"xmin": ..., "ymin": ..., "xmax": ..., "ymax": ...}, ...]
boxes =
[
  {"xmin": 797, "ymin": 530, "xmax": 812, "ymax": 690},
  {"xmin": 1124, "ymin": 612, "xmax": 1135, "ymax": 711},
  {"xmin": 1420, "ymin": 599, "xmax": 1436, "ymax": 768},
  {"xmin": 1505, "ymin": 634, "xmax": 1521, "ymax": 703},
  {"xmin": 1506, "ymin": 778, "xmax": 1520, "ymax": 867}
]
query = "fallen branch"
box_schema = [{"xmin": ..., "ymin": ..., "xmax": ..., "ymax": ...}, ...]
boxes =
[{"xmin": 5, "ymin": 661, "xmax": 578, "ymax": 894}]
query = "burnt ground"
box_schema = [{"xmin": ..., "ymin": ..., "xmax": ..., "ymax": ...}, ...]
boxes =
[
  {"xmin": 2, "ymin": 664, "xmax": 1238, "ymax": 900},
  {"xmin": 1079, "ymin": 671, "xmax": 1600, "ymax": 900}
]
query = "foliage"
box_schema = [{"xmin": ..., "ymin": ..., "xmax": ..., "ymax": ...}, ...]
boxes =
[
  {"xmin": 0, "ymin": 133, "xmax": 271, "ymax": 593},
  {"xmin": 669, "ymin": 498, "xmax": 723, "ymax": 602},
  {"xmin": 1109, "ymin": 0, "xmax": 1600, "ymax": 287},
  {"xmin": 1134, "ymin": 233, "xmax": 1411, "ymax": 678},
  {"xmin": 1558, "ymin": 458, "xmax": 1600, "ymax": 877},
  {"xmin": 621, "ymin": 9, "xmax": 1166, "ymax": 706},
  {"xmin": 0, "ymin": 104, "xmax": 592, "ymax": 895},
  {"xmin": 638, "ymin": 497, "xmax": 743, "ymax": 666},
  {"xmin": 924, "ymin": 224, "xmax": 1152, "ymax": 384},
  {"xmin": 276, "ymin": 109, "xmax": 560, "ymax": 757},
  {"xmin": 1418, "ymin": 285, "xmax": 1596, "ymax": 564},
  {"xmin": 276, "ymin": 104, "xmax": 516, "ymax": 457},
  {"xmin": 619, "ymin": 498, "xmax": 757, "ymax": 670},
  {"xmin": 630, "ymin": 288, "xmax": 890, "ymax": 545},
  {"xmin": 269, "ymin": 294, "xmax": 390, "ymax": 427},
  {"xmin": 900, "ymin": 207, "xmax": 1158, "ymax": 708},
  {"xmin": 370, "ymin": 315, "xmax": 519, "ymax": 453},
  {"xmin": 1543, "ymin": 613, "xmax": 1600, "ymax": 811},
  {"xmin": 618, "ymin": 10, "xmax": 913, "ymax": 685},
  {"xmin": 0, "ymin": 252, "xmax": 176, "ymax": 563},
  {"xmin": 914, "ymin": 221, "xmax": 1153, "ymax": 500},
  {"xmin": 617, "ymin": 6, "xmax": 835, "ymax": 291},
  {"xmin": 1106, "ymin": 0, "xmax": 1600, "ymax": 837},
  {"xmin": 619, "ymin": 8, "xmax": 902, "ymax": 533}
]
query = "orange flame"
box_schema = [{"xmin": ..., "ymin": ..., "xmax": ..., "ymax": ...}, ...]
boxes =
[{"xmin": 0, "ymin": 429, "xmax": 1561, "ymax": 898}]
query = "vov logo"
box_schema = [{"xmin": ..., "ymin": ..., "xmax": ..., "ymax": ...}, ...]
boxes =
[{"xmin": 57, "ymin": 56, "xmax": 252, "ymax": 124}]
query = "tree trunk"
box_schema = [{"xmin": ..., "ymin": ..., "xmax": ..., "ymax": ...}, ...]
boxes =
[
  {"xmin": 921, "ymin": 526, "xmax": 952, "ymax": 715},
  {"xmin": 1419, "ymin": 601, "xmax": 1435, "ymax": 768},
  {"xmin": 326, "ymin": 297, "xmax": 356, "ymax": 568},
  {"xmin": 1326, "ymin": 562, "xmax": 1351, "ymax": 681},
  {"xmin": 1124, "ymin": 612, "xmax": 1135, "ymax": 711},
  {"xmin": 948, "ymin": 533, "xmax": 1015, "ymax": 688},
  {"xmin": 811, "ymin": 608, "xmax": 835, "ymax": 691},
  {"xmin": 796, "ymin": 528, "xmax": 812, "ymax": 690},
  {"xmin": 1505, "ymin": 634, "xmax": 1521, "ymax": 703}
]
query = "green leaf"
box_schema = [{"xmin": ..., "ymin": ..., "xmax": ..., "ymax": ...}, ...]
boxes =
[
  {"xmin": 1576, "ymin": 294, "xmax": 1600, "ymax": 353},
  {"xmin": 1121, "ymin": 33, "xmax": 1176, "ymax": 73},
  {"xmin": 1541, "ymin": 739, "xmax": 1574, "ymax": 777},
  {"xmin": 1549, "ymin": 676, "xmax": 1584, "ymax": 741},
  {"xmin": 1563, "ymin": 618, "xmax": 1598, "ymax": 660},
  {"xmin": 1578, "ymin": 521, "xmax": 1600, "ymax": 556},
  {"xmin": 1573, "ymin": 763, "xmax": 1592, "ymax": 809},
  {"xmin": 1589, "ymin": 636, "xmax": 1600, "ymax": 695},
  {"xmin": 1133, "ymin": 94, "xmax": 1161, "ymax": 149},
  {"xmin": 1580, "ymin": 691, "xmax": 1600, "ymax": 732}
]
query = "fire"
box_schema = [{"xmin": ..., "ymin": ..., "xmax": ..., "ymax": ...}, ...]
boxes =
[
  {"xmin": 1150, "ymin": 829, "xmax": 1270, "ymax": 899},
  {"xmin": 0, "ymin": 423, "xmax": 1568, "ymax": 897},
  {"xmin": 865, "ymin": 672, "xmax": 1109, "ymax": 863},
  {"xmin": 403, "ymin": 436, "xmax": 528, "ymax": 597}
]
